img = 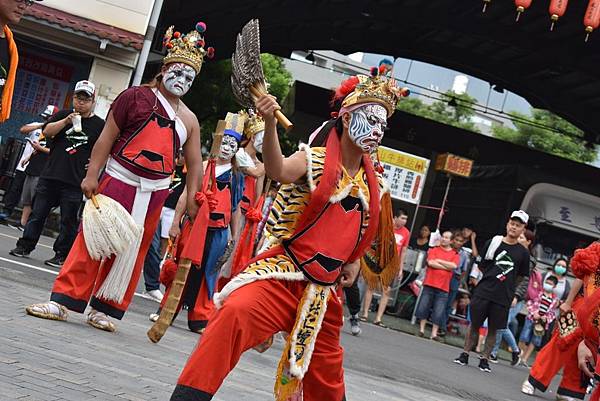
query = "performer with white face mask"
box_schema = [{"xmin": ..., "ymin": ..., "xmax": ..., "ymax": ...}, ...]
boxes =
[
  {"xmin": 25, "ymin": 23, "xmax": 212, "ymax": 332},
  {"xmin": 220, "ymin": 110, "xmax": 267, "ymax": 284},
  {"xmin": 158, "ymin": 112, "xmax": 245, "ymax": 333},
  {"xmin": 171, "ymin": 70, "xmax": 409, "ymax": 401}
]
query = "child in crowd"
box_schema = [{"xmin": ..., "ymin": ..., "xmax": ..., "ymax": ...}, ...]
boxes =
[{"xmin": 518, "ymin": 275, "xmax": 560, "ymax": 367}]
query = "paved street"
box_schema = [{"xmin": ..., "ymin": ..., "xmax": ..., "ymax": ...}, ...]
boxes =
[{"xmin": 0, "ymin": 225, "xmax": 565, "ymax": 401}]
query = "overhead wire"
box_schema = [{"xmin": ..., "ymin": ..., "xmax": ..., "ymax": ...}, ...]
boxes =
[{"xmin": 300, "ymin": 51, "xmax": 590, "ymax": 142}]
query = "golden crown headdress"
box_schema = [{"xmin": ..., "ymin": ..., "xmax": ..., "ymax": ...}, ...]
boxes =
[
  {"xmin": 223, "ymin": 112, "xmax": 247, "ymax": 142},
  {"xmin": 163, "ymin": 22, "xmax": 214, "ymax": 74},
  {"xmin": 341, "ymin": 69, "xmax": 409, "ymax": 116},
  {"xmin": 239, "ymin": 109, "xmax": 265, "ymax": 139}
]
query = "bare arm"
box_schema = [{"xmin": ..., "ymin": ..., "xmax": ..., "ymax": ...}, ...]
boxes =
[
  {"xmin": 255, "ymin": 95, "xmax": 306, "ymax": 184},
  {"xmin": 20, "ymin": 122, "xmax": 43, "ymax": 134},
  {"xmin": 470, "ymin": 232, "xmax": 479, "ymax": 258},
  {"xmin": 560, "ymin": 278, "xmax": 583, "ymax": 314},
  {"xmin": 43, "ymin": 113, "xmax": 76, "ymax": 139},
  {"xmin": 182, "ymin": 114, "xmax": 203, "ymax": 220},
  {"xmin": 168, "ymin": 187, "xmax": 188, "ymax": 239},
  {"xmin": 398, "ymin": 246, "xmax": 406, "ymax": 279},
  {"xmin": 80, "ymin": 112, "xmax": 120, "ymax": 198},
  {"xmin": 339, "ymin": 259, "xmax": 360, "ymax": 287},
  {"xmin": 437, "ymin": 259, "xmax": 458, "ymax": 270},
  {"xmin": 240, "ymin": 162, "xmax": 264, "ymax": 178}
]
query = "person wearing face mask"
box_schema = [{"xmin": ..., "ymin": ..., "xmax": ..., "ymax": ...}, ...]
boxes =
[
  {"xmin": 157, "ymin": 112, "xmax": 244, "ymax": 333},
  {"xmin": 518, "ymin": 275, "xmax": 560, "ymax": 367},
  {"xmin": 24, "ymin": 24, "xmax": 206, "ymax": 332},
  {"xmin": 170, "ymin": 71, "xmax": 408, "ymax": 401}
]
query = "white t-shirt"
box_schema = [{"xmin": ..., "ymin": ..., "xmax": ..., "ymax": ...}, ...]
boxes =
[
  {"xmin": 235, "ymin": 148, "xmax": 255, "ymax": 169},
  {"xmin": 17, "ymin": 123, "xmax": 43, "ymax": 172}
]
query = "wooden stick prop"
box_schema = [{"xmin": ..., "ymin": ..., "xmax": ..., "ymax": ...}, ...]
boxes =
[
  {"xmin": 147, "ymin": 121, "xmax": 225, "ymax": 343},
  {"xmin": 231, "ymin": 19, "xmax": 293, "ymax": 132}
]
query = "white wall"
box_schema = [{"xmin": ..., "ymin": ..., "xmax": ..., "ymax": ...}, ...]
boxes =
[{"xmin": 41, "ymin": 0, "xmax": 155, "ymax": 35}]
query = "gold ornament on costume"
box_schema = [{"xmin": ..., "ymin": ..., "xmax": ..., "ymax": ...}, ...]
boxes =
[
  {"xmin": 163, "ymin": 22, "xmax": 214, "ymax": 74},
  {"xmin": 341, "ymin": 72, "xmax": 409, "ymax": 116},
  {"xmin": 240, "ymin": 109, "xmax": 265, "ymax": 139},
  {"xmin": 224, "ymin": 112, "xmax": 247, "ymax": 136}
]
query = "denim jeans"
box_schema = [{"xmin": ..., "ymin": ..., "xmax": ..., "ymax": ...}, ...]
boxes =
[
  {"xmin": 442, "ymin": 274, "xmax": 461, "ymax": 330},
  {"xmin": 491, "ymin": 301, "xmax": 523, "ymax": 355},
  {"xmin": 143, "ymin": 222, "xmax": 162, "ymax": 292},
  {"xmin": 415, "ymin": 285, "xmax": 449, "ymax": 326},
  {"xmin": 519, "ymin": 318, "xmax": 543, "ymax": 347},
  {"xmin": 16, "ymin": 178, "xmax": 81, "ymax": 256}
]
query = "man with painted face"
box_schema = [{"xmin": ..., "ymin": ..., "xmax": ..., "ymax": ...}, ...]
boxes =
[
  {"xmin": 218, "ymin": 109, "xmax": 266, "ymax": 282},
  {"xmin": 157, "ymin": 112, "xmax": 244, "ymax": 333},
  {"xmin": 171, "ymin": 71, "xmax": 408, "ymax": 401},
  {"xmin": 24, "ymin": 24, "xmax": 207, "ymax": 332}
]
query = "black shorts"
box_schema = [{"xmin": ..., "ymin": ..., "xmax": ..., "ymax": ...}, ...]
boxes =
[{"xmin": 469, "ymin": 296, "xmax": 509, "ymax": 331}]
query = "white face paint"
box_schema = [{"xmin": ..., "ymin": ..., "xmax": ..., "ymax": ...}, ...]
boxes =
[
  {"xmin": 253, "ymin": 130, "xmax": 264, "ymax": 153},
  {"xmin": 163, "ymin": 63, "xmax": 196, "ymax": 97},
  {"xmin": 219, "ymin": 135, "xmax": 239, "ymax": 161},
  {"xmin": 347, "ymin": 104, "xmax": 388, "ymax": 154}
]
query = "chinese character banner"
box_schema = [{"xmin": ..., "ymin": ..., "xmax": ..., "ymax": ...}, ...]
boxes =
[{"xmin": 378, "ymin": 146, "xmax": 429, "ymax": 204}]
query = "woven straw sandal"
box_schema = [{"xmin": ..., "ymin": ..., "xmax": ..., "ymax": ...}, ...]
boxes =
[
  {"xmin": 25, "ymin": 301, "xmax": 68, "ymax": 321},
  {"xmin": 87, "ymin": 309, "xmax": 116, "ymax": 332}
]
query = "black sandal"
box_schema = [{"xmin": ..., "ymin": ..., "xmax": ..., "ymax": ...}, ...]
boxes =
[{"xmin": 373, "ymin": 321, "xmax": 387, "ymax": 328}]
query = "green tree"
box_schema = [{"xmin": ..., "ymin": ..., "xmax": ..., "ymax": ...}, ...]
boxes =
[
  {"xmin": 492, "ymin": 109, "xmax": 597, "ymax": 163},
  {"xmin": 183, "ymin": 53, "xmax": 293, "ymax": 153}
]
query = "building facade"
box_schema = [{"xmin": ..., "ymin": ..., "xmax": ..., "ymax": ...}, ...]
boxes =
[{"xmin": 0, "ymin": 0, "xmax": 156, "ymax": 140}]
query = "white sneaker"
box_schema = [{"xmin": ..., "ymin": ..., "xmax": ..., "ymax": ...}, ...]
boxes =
[
  {"xmin": 521, "ymin": 379, "xmax": 535, "ymax": 395},
  {"xmin": 149, "ymin": 313, "xmax": 159, "ymax": 322},
  {"xmin": 145, "ymin": 289, "xmax": 164, "ymax": 303}
]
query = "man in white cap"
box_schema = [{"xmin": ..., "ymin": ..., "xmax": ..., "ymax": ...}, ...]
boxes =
[
  {"xmin": 453, "ymin": 210, "xmax": 531, "ymax": 374},
  {"xmin": 10, "ymin": 80, "xmax": 104, "ymax": 267}
]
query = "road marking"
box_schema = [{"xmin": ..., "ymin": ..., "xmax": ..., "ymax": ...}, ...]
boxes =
[
  {"xmin": 0, "ymin": 231, "xmax": 53, "ymax": 249},
  {"xmin": 0, "ymin": 256, "xmax": 148, "ymax": 299}
]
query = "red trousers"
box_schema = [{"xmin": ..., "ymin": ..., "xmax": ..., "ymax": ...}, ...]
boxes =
[
  {"xmin": 528, "ymin": 297, "xmax": 587, "ymax": 400},
  {"xmin": 51, "ymin": 175, "xmax": 168, "ymax": 319},
  {"xmin": 160, "ymin": 264, "xmax": 215, "ymax": 332},
  {"xmin": 170, "ymin": 279, "xmax": 346, "ymax": 401}
]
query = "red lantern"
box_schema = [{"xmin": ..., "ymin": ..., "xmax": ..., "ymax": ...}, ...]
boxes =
[
  {"xmin": 584, "ymin": 0, "xmax": 600, "ymax": 41},
  {"xmin": 515, "ymin": 0, "xmax": 532, "ymax": 22},
  {"xmin": 549, "ymin": 0, "xmax": 569, "ymax": 30},
  {"xmin": 482, "ymin": 0, "xmax": 491, "ymax": 12}
]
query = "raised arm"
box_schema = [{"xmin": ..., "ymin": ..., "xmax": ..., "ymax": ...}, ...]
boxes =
[
  {"xmin": 43, "ymin": 112, "xmax": 77, "ymax": 139},
  {"xmin": 255, "ymin": 95, "xmax": 306, "ymax": 184}
]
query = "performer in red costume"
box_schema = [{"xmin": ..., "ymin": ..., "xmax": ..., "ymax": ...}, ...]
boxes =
[
  {"xmin": 24, "ymin": 23, "xmax": 209, "ymax": 332},
  {"xmin": 521, "ymin": 278, "xmax": 586, "ymax": 400},
  {"xmin": 158, "ymin": 112, "xmax": 244, "ymax": 333},
  {"xmin": 522, "ymin": 241, "xmax": 600, "ymax": 400},
  {"xmin": 170, "ymin": 70, "xmax": 408, "ymax": 401}
]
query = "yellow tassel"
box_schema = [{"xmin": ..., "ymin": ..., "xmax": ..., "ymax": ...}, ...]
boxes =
[
  {"xmin": 274, "ymin": 330, "xmax": 302, "ymax": 401},
  {"xmin": 361, "ymin": 192, "xmax": 399, "ymax": 290}
]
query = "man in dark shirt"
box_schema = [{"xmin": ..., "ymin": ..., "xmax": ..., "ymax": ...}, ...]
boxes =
[
  {"xmin": 10, "ymin": 80, "xmax": 104, "ymax": 266},
  {"xmin": 0, "ymin": 0, "xmax": 43, "ymax": 122},
  {"xmin": 454, "ymin": 210, "xmax": 530, "ymax": 373}
]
